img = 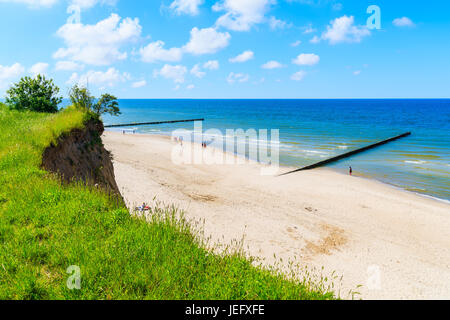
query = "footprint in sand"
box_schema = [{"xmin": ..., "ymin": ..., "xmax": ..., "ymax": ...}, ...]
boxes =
[
  {"xmin": 286, "ymin": 227, "xmax": 300, "ymax": 241},
  {"xmin": 303, "ymin": 224, "xmax": 347, "ymax": 257},
  {"xmin": 305, "ymin": 207, "xmax": 318, "ymax": 213}
]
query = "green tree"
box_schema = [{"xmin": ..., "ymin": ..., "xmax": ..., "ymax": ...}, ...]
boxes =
[
  {"xmin": 93, "ymin": 93, "xmax": 121, "ymax": 116},
  {"xmin": 68, "ymin": 84, "xmax": 95, "ymax": 110},
  {"xmin": 69, "ymin": 85, "xmax": 120, "ymax": 117},
  {"xmin": 5, "ymin": 75, "xmax": 62, "ymax": 113}
]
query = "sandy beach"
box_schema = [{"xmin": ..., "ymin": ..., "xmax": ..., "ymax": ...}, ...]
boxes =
[{"xmin": 103, "ymin": 131, "xmax": 450, "ymax": 300}]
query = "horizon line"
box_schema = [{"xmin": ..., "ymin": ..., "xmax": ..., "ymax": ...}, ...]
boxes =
[{"xmin": 97, "ymin": 97, "xmax": 450, "ymax": 100}]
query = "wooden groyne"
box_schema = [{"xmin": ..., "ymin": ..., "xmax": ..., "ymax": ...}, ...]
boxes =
[
  {"xmin": 279, "ymin": 132, "xmax": 411, "ymax": 176},
  {"xmin": 104, "ymin": 118, "xmax": 204, "ymax": 128}
]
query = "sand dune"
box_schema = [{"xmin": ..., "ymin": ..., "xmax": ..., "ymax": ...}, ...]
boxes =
[{"xmin": 102, "ymin": 131, "xmax": 450, "ymax": 300}]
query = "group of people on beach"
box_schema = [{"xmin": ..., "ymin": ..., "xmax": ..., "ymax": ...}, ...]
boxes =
[
  {"xmin": 173, "ymin": 136, "xmax": 211, "ymax": 149},
  {"xmin": 174, "ymin": 136, "xmax": 184, "ymax": 146}
]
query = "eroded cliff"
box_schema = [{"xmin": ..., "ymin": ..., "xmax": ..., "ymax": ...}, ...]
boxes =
[{"xmin": 42, "ymin": 118, "xmax": 123, "ymax": 202}]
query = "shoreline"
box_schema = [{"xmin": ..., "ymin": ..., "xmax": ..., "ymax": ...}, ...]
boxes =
[
  {"xmin": 105, "ymin": 129, "xmax": 449, "ymax": 205},
  {"xmin": 103, "ymin": 131, "xmax": 450, "ymax": 300}
]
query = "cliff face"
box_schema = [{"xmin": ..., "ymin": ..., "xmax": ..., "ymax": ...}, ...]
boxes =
[{"xmin": 42, "ymin": 119, "xmax": 123, "ymax": 202}]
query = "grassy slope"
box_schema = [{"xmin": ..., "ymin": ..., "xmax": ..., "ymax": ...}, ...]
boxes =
[{"xmin": 0, "ymin": 104, "xmax": 335, "ymax": 300}]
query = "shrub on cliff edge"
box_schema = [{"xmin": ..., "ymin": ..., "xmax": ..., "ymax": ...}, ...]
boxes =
[
  {"xmin": 69, "ymin": 85, "xmax": 120, "ymax": 117},
  {"xmin": 5, "ymin": 75, "xmax": 62, "ymax": 113}
]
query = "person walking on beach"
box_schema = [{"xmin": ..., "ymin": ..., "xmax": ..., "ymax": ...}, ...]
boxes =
[{"xmin": 349, "ymin": 166, "xmax": 353, "ymax": 176}]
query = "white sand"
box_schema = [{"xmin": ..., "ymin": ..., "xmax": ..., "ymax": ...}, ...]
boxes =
[{"xmin": 103, "ymin": 131, "xmax": 450, "ymax": 300}]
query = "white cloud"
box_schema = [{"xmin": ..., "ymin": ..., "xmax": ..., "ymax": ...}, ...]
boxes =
[
  {"xmin": 302, "ymin": 24, "xmax": 317, "ymax": 34},
  {"xmin": 214, "ymin": 0, "xmax": 274, "ymax": 31},
  {"xmin": 29, "ymin": 62, "xmax": 49, "ymax": 76},
  {"xmin": 67, "ymin": 72, "xmax": 79, "ymax": 85},
  {"xmin": 55, "ymin": 60, "xmax": 84, "ymax": 71},
  {"xmin": 292, "ymin": 53, "xmax": 320, "ymax": 66},
  {"xmin": 191, "ymin": 60, "xmax": 219, "ymax": 78},
  {"xmin": 190, "ymin": 64, "xmax": 206, "ymax": 78},
  {"xmin": 0, "ymin": 0, "xmax": 58, "ymax": 8},
  {"xmin": 67, "ymin": 67, "xmax": 129, "ymax": 87},
  {"xmin": 154, "ymin": 64, "xmax": 187, "ymax": 84},
  {"xmin": 169, "ymin": 0, "xmax": 204, "ymax": 16},
  {"xmin": 353, "ymin": 70, "xmax": 361, "ymax": 76},
  {"xmin": 269, "ymin": 16, "xmax": 291, "ymax": 30},
  {"xmin": 332, "ymin": 3, "xmax": 342, "ymax": 11},
  {"xmin": 184, "ymin": 27, "xmax": 231, "ymax": 55},
  {"xmin": 393, "ymin": 17, "xmax": 415, "ymax": 27},
  {"xmin": 142, "ymin": 29, "xmax": 230, "ymax": 61},
  {"xmin": 123, "ymin": 72, "xmax": 131, "ymax": 81},
  {"xmin": 227, "ymin": 72, "xmax": 249, "ymax": 84},
  {"xmin": 54, "ymin": 13, "xmax": 142, "ymax": 66},
  {"xmin": 261, "ymin": 60, "xmax": 283, "ymax": 69},
  {"xmin": 190, "ymin": 60, "xmax": 220, "ymax": 78},
  {"xmin": 320, "ymin": 15, "xmax": 370, "ymax": 44},
  {"xmin": 203, "ymin": 60, "xmax": 219, "ymax": 70},
  {"xmin": 291, "ymin": 70, "xmax": 306, "ymax": 81},
  {"xmin": 229, "ymin": 50, "xmax": 254, "ymax": 63},
  {"xmin": 0, "ymin": 63, "xmax": 25, "ymax": 87},
  {"xmin": 291, "ymin": 40, "xmax": 301, "ymax": 47},
  {"xmin": 309, "ymin": 35, "xmax": 320, "ymax": 44},
  {"xmin": 131, "ymin": 80, "xmax": 147, "ymax": 88},
  {"xmin": 0, "ymin": 0, "xmax": 115, "ymax": 9},
  {"xmin": 139, "ymin": 40, "xmax": 183, "ymax": 63},
  {"xmin": 70, "ymin": 0, "xmax": 116, "ymax": 9},
  {"xmin": 187, "ymin": 84, "xmax": 195, "ymax": 90}
]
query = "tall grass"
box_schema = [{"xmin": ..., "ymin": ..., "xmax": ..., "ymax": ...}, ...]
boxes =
[{"xmin": 0, "ymin": 104, "xmax": 336, "ymax": 300}]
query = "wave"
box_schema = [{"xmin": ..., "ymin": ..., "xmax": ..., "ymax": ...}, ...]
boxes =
[
  {"xmin": 300, "ymin": 149, "xmax": 329, "ymax": 155},
  {"xmin": 404, "ymin": 160, "xmax": 428, "ymax": 165}
]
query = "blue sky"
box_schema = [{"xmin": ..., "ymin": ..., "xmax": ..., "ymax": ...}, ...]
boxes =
[{"xmin": 0, "ymin": 0, "xmax": 449, "ymax": 99}]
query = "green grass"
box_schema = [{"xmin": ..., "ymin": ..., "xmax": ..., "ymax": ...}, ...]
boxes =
[{"xmin": 0, "ymin": 103, "xmax": 336, "ymax": 300}]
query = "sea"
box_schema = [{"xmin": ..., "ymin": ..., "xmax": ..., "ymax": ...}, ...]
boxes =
[{"xmin": 101, "ymin": 99, "xmax": 450, "ymax": 202}]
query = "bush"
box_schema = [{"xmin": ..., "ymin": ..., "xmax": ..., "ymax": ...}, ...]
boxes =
[
  {"xmin": 5, "ymin": 75, "xmax": 62, "ymax": 113},
  {"xmin": 93, "ymin": 93, "xmax": 120, "ymax": 117},
  {"xmin": 69, "ymin": 85, "xmax": 120, "ymax": 117},
  {"xmin": 68, "ymin": 84, "xmax": 95, "ymax": 110}
]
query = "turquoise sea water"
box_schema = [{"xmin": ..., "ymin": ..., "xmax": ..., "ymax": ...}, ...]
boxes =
[{"xmin": 102, "ymin": 99, "xmax": 450, "ymax": 202}]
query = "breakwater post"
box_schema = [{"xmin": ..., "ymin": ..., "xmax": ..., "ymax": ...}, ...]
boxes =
[
  {"xmin": 279, "ymin": 132, "xmax": 411, "ymax": 176},
  {"xmin": 104, "ymin": 119, "xmax": 205, "ymax": 128}
]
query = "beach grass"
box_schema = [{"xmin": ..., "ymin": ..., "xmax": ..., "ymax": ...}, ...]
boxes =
[{"xmin": 0, "ymin": 103, "xmax": 336, "ymax": 300}]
